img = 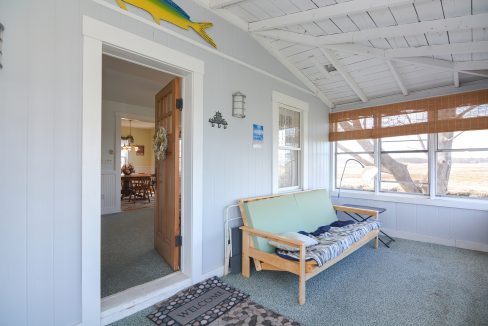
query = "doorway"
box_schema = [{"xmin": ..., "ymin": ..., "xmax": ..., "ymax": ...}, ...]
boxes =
[
  {"xmin": 101, "ymin": 55, "xmax": 182, "ymax": 298},
  {"xmin": 82, "ymin": 16, "xmax": 204, "ymax": 326}
]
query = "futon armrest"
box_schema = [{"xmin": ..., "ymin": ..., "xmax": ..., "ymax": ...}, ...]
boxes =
[
  {"xmin": 240, "ymin": 226, "xmax": 305, "ymax": 250},
  {"xmin": 333, "ymin": 205, "xmax": 379, "ymax": 219}
]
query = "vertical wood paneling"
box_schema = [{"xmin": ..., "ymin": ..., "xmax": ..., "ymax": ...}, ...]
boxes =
[
  {"xmin": 334, "ymin": 196, "xmax": 488, "ymax": 251},
  {"xmin": 101, "ymin": 173, "xmax": 117, "ymax": 214},
  {"xmin": 395, "ymin": 203, "xmax": 417, "ymax": 233},
  {"xmin": 1, "ymin": 1, "xmax": 82, "ymax": 325},
  {"xmin": 201, "ymin": 58, "xmax": 327, "ymax": 273},
  {"xmin": 26, "ymin": 2, "xmax": 55, "ymax": 324},
  {"xmin": 53, "ymin": 0, "xmax": 82, "ymax": 323},
  {"xmin": 0, "ymin": 2, "xmax": 29, "ymax": 325}
]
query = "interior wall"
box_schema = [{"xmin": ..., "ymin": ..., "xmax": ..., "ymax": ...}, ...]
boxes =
[
  {"xmin": 101, "ymin": 100, "xmax": 154, "ymax": 171},
  {"xmin": 82, "ymin": 0, "xmax": 330, "ymax": 274},
  {"xmin": 1, "ymin": 1, "xmax": 327, "ymax": 325},
  {"xmin": 0, "ymin": 1, "xmax": 82, "ymax": 325},
  {"xmin": 101, "ymin": 100, "xmax": 154, "ymax": 214},
  {"xmin": 121, "ymin": 126, "xmax": 155, "ymax": 173},
  {"xmin": 333, "ymin": 191, "xmax": 488, "ymax": 253}
]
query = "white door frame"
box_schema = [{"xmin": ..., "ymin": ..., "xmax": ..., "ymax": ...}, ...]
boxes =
[{"xmin": 82, "ymin": 16, "xmax": 204, "ymax": 325}]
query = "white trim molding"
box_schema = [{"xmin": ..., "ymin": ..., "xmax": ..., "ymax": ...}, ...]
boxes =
[
  {"xmin": 82, "ymin": 16, "xmax": 204, "ymax": 325},
  {"xmin": 272, "ymin": 91, "xmax": 309, "ymax": 194}
]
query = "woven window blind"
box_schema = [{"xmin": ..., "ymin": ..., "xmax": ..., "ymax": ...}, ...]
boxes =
[{"xmin": 329, "ymin": 89, "xmax": 488, "ymax": 141}]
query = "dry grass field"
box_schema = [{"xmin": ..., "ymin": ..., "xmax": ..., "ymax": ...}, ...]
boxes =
[{"xmin": 339, "ymin": 163, "xmax": 488, "ymax": 199}]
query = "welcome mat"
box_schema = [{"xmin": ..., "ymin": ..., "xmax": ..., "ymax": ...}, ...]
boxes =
[{"xmin": 147, "ymin": 277, "xmax": 248, "ymax": 325}]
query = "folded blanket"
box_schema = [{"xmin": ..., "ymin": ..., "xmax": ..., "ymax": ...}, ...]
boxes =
[
  {"xmin": 299, "ymin": 220, "xmax": 356, "ymax": 237},
  {"xmin": 276, "ymin": 220, "xmax": 381, "ymax": 267}
]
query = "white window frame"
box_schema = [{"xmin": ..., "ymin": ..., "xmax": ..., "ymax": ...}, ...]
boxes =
[
  {"xmin": 330, "ymin": 133, "xmax": 488, "ymax": 211},
  {"xmin": 272, "ymin": 91, "xmax": 308, "ymax": 194}
]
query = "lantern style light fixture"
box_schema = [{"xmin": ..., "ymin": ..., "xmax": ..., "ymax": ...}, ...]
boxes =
[
  {"xmin": 232, "ymin": 91, "xmax": 246, "ymax": 118},
  {"xmin": 121, "ymin": 120, "xmax": 139, "ymax": 152}
]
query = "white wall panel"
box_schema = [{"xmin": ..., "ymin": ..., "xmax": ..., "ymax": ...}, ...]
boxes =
[
  {"xmin": 0, "ymin": 2, "xmax": 29, "ymax": 325},
  {"xmin": 334, "ymin": 197, "xmax": 488, "ymax": 252},
  {"xmin": 101, "ymin": 172, "xmax": 118, "ymax": 215},
  {"xmin": 1, "ymin": 0, "xmax": 328, "ymax": 324},
  {"xmin": 0, "ymin": 1, "xmax": 83, "ymax": 325},
  {"xmin": 417, "ymin": 205, "xmax": 451, "ymax": 239}
]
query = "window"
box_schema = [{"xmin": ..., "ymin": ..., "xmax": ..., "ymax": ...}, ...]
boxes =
[
  {"xmin": 380, "ymin": 135, "xmax": 429, "ymax": 195},
  {"xmin": 334, "ymin": 132, "xmax": 488, "ymax": 200},
  {"xmin": 273, "ymin": 92, "xmax": 308, "ymax": 193},
  {"xmin": 436, "ymin": 130, "xmax": 488, "ymax": 199},
  {"xmin": 331, "ymin": 89, "xmax": 488, "ymax": 201},
  {"xmin": 278, "ymin": 107, "xmax": 301, "ymax": 189},
  {"xmin": 335, "ymin": 139, "xmax": 374, "ymax": 191}
]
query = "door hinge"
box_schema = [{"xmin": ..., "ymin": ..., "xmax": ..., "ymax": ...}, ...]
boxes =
[
  {"xmin": 176, "ymin": 98, "xmax": 183, "ymax": 111},
  {"xmin": 175, "ymin": 235, "xmax": 183, "ymax": 247}
]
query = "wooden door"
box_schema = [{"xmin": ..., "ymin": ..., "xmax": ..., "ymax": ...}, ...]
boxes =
[{"xmin": 154, "ymin": 78, "xmax": 181, "ymax": 271}]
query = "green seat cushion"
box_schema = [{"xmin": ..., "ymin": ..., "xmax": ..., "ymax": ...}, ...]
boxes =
[{"xmin": 243, "ymin": 189, "xmax": 338, "ymax": 253}]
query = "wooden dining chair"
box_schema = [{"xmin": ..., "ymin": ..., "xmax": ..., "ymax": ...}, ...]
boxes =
[{"xmin": 130, "ymin": 177, "xmax": 151, "ymax": 203}]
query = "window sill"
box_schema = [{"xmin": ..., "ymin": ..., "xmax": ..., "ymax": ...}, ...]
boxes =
[{"xmin": 330, "ymin": 190, "xmax": 488, "ymax": 211}]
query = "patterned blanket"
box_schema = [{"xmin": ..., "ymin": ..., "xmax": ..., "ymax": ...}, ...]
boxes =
[{"xmin": 275, "ymin": 220, "xmax": 381, "ymax": 267}]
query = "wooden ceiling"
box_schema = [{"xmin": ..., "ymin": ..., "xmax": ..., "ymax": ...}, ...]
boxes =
[{"xmin": 206, "ymin": 0, "xmax": 488, "ymax": 109}]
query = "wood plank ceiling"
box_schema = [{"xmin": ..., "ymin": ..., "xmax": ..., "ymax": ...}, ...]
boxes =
[{"xmin": 208, "ymin": 0, "xmax": 488, "ymax": 109}]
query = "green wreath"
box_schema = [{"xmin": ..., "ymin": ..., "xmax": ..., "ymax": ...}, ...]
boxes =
[{"xmin": 153, "ymin": 127, "xmax": 168, "ymax": 160}]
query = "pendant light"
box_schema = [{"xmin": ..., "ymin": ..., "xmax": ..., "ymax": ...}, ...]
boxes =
[{"xmin": 121, "ymin": 120, "xmax": 139, "ymax": 152}]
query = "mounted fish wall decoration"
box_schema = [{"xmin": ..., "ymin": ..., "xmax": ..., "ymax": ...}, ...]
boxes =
[{"xmin": 116, "ymin": 0, "xmax": 217, "ymax": 48}]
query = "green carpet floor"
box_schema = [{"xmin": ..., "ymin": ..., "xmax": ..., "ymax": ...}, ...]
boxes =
[
  {"xmin": 102, "ymin": 208, "xmax": 173, "ymax": 298},
  {"xmin": 110, "ymin": 239, "xmax": 488, "ymax": 326}
]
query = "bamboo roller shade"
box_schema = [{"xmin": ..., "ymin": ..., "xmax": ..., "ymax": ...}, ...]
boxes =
[{"xmin": 329, "ymin": 89, "xmax": 488, "ymax": 141}]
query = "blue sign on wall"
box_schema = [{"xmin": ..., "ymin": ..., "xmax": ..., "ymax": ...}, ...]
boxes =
[{"xmin": 253, "ymin": 124, "xmax": 264, "ymax": 148}]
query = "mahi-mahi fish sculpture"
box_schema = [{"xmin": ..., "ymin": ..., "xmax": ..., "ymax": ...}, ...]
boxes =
[{"xmin": 116, "ymin": 0, "xmax": 217, "ymax": 48}]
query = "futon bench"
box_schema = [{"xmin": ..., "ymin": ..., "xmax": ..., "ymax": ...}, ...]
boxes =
[{"xmin": 239, "ymin": 189, "xmax": 380, "ymax": 305}]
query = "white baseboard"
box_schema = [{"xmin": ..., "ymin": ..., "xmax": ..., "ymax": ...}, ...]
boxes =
[
  {"xmin": 99, "ymin": 267, "xmax": 226, "ymax": 325},
  {"xmin": 101, "ymin": 272, "xmax": 192, "ymax": 325},
  {"xmin": 455, "ymin": 239, "xmax": 488, "ymax": 253},
  {"xmin": 199, "ymin": 266, "xmax": 225, "ymax": 282},
  {"xmin": 381, "ymin": 228, "xmax": 488, "ymax": 253}
]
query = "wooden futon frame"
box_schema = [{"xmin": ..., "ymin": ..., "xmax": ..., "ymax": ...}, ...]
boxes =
[{"xmin": 239, "ymin": 192, "xmax": 379, "ymax": 305}]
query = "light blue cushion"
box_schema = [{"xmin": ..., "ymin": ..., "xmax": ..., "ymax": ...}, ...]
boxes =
[{"xmin": 242, "ymin": 189, "xmax": 337, "ymax": 253}]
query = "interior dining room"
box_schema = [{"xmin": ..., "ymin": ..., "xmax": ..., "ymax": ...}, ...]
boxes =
[{"xmin": 100, "ymin": 55, "xmax": 178, "ymax": 298}]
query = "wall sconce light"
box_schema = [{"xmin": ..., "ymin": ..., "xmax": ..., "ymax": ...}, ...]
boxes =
[
  {"xmin": 0, "ymin": 23, "xmax": 4, "ymax": 69},
  {"xmin": 232, "ymin": 91, "xmax": 246, "ymax": 118},
  {"xmin": 209, "ymin": 111, "xmax": 228, "ymax": 129}
]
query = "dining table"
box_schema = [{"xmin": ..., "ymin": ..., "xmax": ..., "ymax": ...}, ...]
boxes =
[{"xmin": 121, "ymin": 173, "xmax": 153, "ymax": 202}]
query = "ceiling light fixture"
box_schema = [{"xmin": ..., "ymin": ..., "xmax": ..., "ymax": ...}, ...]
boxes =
[{"xmin": 121, "ymin": 120, "xmax": 139, "ymax": 152}]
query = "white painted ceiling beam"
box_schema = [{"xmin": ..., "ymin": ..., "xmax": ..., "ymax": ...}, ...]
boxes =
[
  {"xmin": 453, "ymin": 60, "xmax": 488, "ymax": 71},
  {"xmin": 248, "ymin": 0, "xmax": 419, "ymax": 32},
  {"xmin": 453, "ymin": 72, "xmax": 460, "ymax": 88},
  {"xmin": 209, "ymin": 0, "xmax": 248, "ymax": 9},
  {"xmin": 256, "ymin": 30, "xmax": 316, "ymax": 46},
  {"xmin": 257, "ymin": 32, "xmax": 488, "ymax": 78},
  {"xmin": 387, "ymin": 41, "xmax": 488, "ymax": 58},
  {"xmin": 315, "ymin": 13, "xmax": 488, "ymax": 45},
  {"xmin": 399, "ymin": 57, "xmax": 488, "ymax": 78},
  {"xmin": 320, "ymin": 48, "xmax": 368, "ymax": 102},
  {"xmin": 257, "ymin": 30, "xmax": 488, "ymax": 58},
  {"xmin": 254, "ymin": 36, "xmax": 335, "ymax": 108},
  {"xmin": 317, "ymin": 44, "xmax": 488, "ymax": 78},
  {"xmin": 386, "ymin": 60, "xmax": 408, "ymax": 95}
]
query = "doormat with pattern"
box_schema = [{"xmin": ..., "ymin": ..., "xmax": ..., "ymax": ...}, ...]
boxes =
[{"xmin": 147, "ymin": 277, "xmax": 301, "ymax": 326}]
